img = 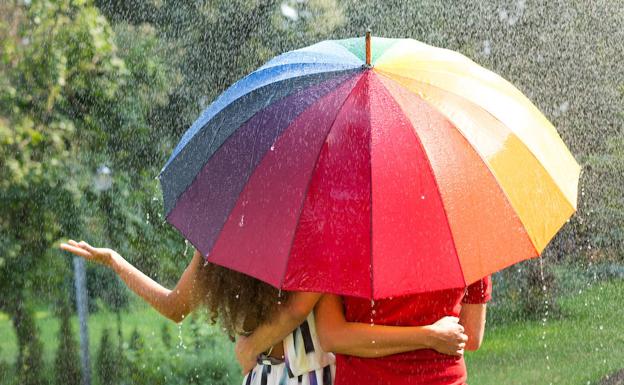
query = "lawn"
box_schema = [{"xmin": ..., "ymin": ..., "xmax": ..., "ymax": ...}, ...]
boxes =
[
  {"xmin": 1, "ymin": 279, "xmax": 622, "ymax": 384},
  {"xmin": 466, "ymin": 279, "xmax": 624, "ymax": 385}
]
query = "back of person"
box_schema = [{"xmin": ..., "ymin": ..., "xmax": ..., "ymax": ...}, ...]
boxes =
[{"xmin": 334, "ymin": 277, "xmax": 491, "ymax": 385}]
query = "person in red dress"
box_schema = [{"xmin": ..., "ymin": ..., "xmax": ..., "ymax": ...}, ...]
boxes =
[{"xmin": 315, "ymin": 276, "xmax": 492, "ymax": 385}]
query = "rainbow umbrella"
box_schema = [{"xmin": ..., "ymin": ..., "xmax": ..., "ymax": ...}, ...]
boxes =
[{"xmin": 159, "ymin": 32, "xmax": 580, "ymax": 299}]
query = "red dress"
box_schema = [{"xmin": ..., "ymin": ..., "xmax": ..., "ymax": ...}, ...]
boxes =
[{"xmin": 334, "ymin": 276, "xmax": 492, "ymax": 385}]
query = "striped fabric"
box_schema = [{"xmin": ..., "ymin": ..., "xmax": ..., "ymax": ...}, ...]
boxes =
[{"xmin": 243, "ymin": 313, "xmax": 335, "ymax": 385}]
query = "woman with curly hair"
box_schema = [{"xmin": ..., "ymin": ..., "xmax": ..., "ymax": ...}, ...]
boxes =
[{"xmin": 60, "ymin": 240, "xmax": 469, "ymax": 385}]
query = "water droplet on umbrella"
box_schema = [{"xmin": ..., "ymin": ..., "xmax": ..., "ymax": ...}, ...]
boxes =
[{"xmin": 239, "ymin": 215, "xmax": 245, "ymax": 227}]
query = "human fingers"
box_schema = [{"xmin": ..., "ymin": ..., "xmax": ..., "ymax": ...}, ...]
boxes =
[
  {"xmin": 79, "ymin": 241, "xmax": 111, "ymax": 262},
  {"xmin": 78, "ymin": 240, "xmax": 94, "ymax": 250},
  {"xmin": 60, "ymin": 243, "xmax": 92, "ymax": 259},
  {"xmin": 459, "ymin": 333, "xmax": 468, "ymax": 343},
  {"xmin": 435, "ymin": 316, "xmax": 459, "ymax": 325}
]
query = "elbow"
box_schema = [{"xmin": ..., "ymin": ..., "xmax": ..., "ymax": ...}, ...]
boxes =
[
  {"xmin": 317, "ymin": 328, "xmax": 336, "ymax": 353},
  {"xmin": 164, "ymin": 306, "xmax": 190, "ymax": 323},
  {"xmin": 167, "ymin": 312, "xmax": 186, "ymax": 324},
  {"xmin": 314, "ymin": 316, "xmax": 337, "ymax": 353},
  {"xmin": 287, "ymin": 302, "xmax": 313, "ymax": 325},
  {"xmin": 465, "ymin": 336, "xmax": 483, "ymax": 351}
]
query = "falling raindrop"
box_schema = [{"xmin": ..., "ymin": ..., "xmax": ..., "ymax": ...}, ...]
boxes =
[
  {"xmin": 280, "ymin": 2, "xmax": 299, "ymax": 21},
  {"xmin": 482, "ymin": 40, "xmax": 492, "ymax": 56}
]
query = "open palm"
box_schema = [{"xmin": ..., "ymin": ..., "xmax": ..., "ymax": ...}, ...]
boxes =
[{"xmin": 59, "ymin": 240, "xmax": 117, "ymax": 267}]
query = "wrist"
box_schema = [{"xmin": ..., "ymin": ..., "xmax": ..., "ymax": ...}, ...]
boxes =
[
  {"xmin": 420, "ymin": 325, "xmax": 436, "ymax": 349},
  {"xmin": 108, "ymin": 251, "xmax": 124, "ymax": 271}
]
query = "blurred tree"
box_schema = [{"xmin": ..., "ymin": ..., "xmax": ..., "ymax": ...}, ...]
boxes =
[
  {"xmin": 54, "ymin": 301, "xmax": 81, "ymax": 385},
  {"xmin": 95, "ymin": 0, "xmax": 344, "ymax": 160},
  {"xmin": 0, "ymin": 0, "xmax": 179, "ymax": 376},
  {"xmin": 125, "ymin": 327, "xmax": 146, "ymax": 384},
  {"xmin": 0, "ymin": 0, "xmax": 119, "ymax": 378},
  {"xmin": 11, "ymin": 302, "xmax": 45, "ymax": 385},
  {"xmin": 160, "ymin": 322, "xmax": 172, "ymax": 349},
  {"xmin": 582, "ymin": 135, "xmax": 624, "ymax": 259},
  {"xmin": 128, "ymin": 327, "xmax": 145, "ymax": 351},
  {"xmin": 95, "ymin": 328, "xmax": 121, "ymax": 385}
]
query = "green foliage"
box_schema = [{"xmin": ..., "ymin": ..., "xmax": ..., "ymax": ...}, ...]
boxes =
[
  {"xmin": 53, "ymin": 304, "xmax": 81, "ymax": 385},
  {"xmin": 0, "ymin": 353, "xmax": 10, "ymax": 385},
  {"xmin": 0, "ymin": 0, "xmax": 125, "ymax": 310},
  {"xmin": 117, "ymin": 315, "xmax": 238, "ymax": 385},
  {"xmin": 95, "ymin": 328, "xmax": 121, "ymax": 385},
  {"xmin": 160, "ymin": 323, "xmax": 172, "ymax": 349},
  {"xmin": 128, "ymin": 327, "xmax": 144, "ymax": 351},
  {"xmin": 12, "ymin": 304, "xmax": 45, "ymax": 385},
  {"xmin": 489, "ymin": 259, "xmax": 559, "ymax": 325},
  {"xmin": 582, "ymin": 135, "xmax": 624, "ymax": 258}
]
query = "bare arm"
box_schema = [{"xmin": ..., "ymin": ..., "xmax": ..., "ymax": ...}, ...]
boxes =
[
  {"xmin": 235, "ymin": 291, "xmax": 321, "ymax": 373},
  {"xmin": 236, "ymin": 292, "xmax": 468, "ymax": 373},
  {"xmin": 314, "ymin": 294, "xmax": 467, "ymax": 358},
  {"xmin": 459, "ymin": 303, "xmax": 487, "ymax": 350},
  {"xmin": 60, "ymin": 240, "xmax": 208, "ymax": 323}
]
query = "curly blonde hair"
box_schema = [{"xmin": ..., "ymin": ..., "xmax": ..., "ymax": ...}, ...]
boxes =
[{"xmin": 201, "ymin": 263, "xmax": 290, "ymax": 339}]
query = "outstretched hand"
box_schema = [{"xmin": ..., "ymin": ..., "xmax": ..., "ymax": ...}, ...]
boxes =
[
  {"xmin": 59, "ymin": 240, "xmax": 119, "ymax": 268},
  {"xmin": 427, "ymin": 316, "xmax": 468, "ymax": 357}
]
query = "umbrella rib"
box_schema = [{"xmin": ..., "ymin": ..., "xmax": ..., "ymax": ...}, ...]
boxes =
[
  {"xmin": 277, "ymin": 72, "xmax": 367, "ymax": 291},
  {"xmin": 367, "ymin": 78, "xmax": 374, "ymax": 300}
]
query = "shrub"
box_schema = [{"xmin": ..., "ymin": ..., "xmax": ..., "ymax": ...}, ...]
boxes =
[
  {"xmin": 96, "ymin": 328, "xmax": 122, "ymax": 385},
  {"xmin": 13, "ymin": 305, "xmax": 46, "ymax": 385},
  {"xmin": 489, "ymin": 258, "xmax": 559, "ymax": 325},
  {"xmin": 54, "ymin": 305, "xmax": 81, "ymax": 385},
  {"xmin": 121, "ymin": 316, "xmax": 240, "ymax": 385},
  {"xmin": 160, "ymin": 322, "xmax": 172, "ymax": 349}
]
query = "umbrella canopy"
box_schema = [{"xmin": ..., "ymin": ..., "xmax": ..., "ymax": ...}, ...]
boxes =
[{"xmin": 159, "ymin": 34, "xmax": 580, "ymax": 299}]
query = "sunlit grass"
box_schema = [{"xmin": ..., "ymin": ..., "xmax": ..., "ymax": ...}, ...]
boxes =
[
  {"xmin": 0, "ymin": 301, "xmax": 233, "ymax": 366},
  {"xmin": 466, "ymin": 279, "xmax": 624, "ymax": 385}
]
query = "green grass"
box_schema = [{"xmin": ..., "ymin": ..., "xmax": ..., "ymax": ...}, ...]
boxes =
[
  {"xmin": 0, "ymin": 301, "xmax": 234, "ymax": 366},
  {"xmin": 1, "ymin": 280, "xmax": 623, "ymax": 384},
  {"xmin": 466, "ymin": 280, "xmax": 624, "ymax": 385}
]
